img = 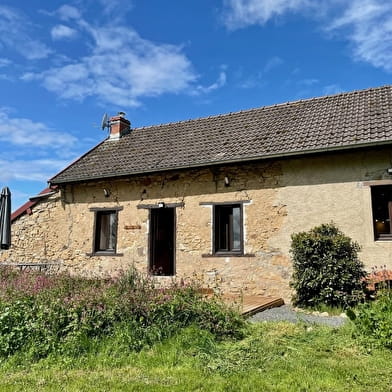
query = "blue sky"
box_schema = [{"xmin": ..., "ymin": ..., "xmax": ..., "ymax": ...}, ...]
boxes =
[{"xmin": 0, "ymin": 0, "xmax": 391, "ymax": 210}]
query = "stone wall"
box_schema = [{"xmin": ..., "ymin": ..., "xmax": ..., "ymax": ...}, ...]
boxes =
[
  {"xmin": 0, "ymin": 193, "xmax": 71, "ymax": 265},
  {"xmin": 3, "ymin": 146, "xmax": 392, "ymax": 302}
]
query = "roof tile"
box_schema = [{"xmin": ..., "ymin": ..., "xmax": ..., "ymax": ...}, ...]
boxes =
[{"xmin": 50, "ymin": 85, "xmax": 392, "ymax": 184}]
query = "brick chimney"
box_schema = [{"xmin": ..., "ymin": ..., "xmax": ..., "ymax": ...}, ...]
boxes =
[{"xmin": 109, "ymin": 112, "xmax": 130, "ymax": 140}]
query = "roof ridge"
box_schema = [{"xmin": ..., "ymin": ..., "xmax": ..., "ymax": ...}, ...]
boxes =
[{"xmin": 133, "ymin": 84, "xmax": 391, "ymax": 131}]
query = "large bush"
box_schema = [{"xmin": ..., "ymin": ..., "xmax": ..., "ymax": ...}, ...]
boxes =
[
  {"xmin": 290, "ymin": 223, "xmax": 366, "ymax": 308},
  {"xmin": 0, "ymin": 267, "xmax": 246, "ymax": 359}
]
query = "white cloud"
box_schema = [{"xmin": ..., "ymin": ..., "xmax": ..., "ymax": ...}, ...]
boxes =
[
  {"xmin": 0, "ymin": 108, "xmax": 76, "ymax": 149},
  {"xmin": 98, "ymin": 0, "xmax": 133, "ymax": 17},
  {"xmin": 6, "ymin": 188, "xmax": 36, "ymax": 212},
  {"xmin": 298, "ymin": 78, "xmax": 319, "ymax": 86},
  {"xmin": 0, "ymin": 58, "xmax": 11, "ymax": 68},
  {"xmin": 0, "ymin": 6, "xmax": 51, "ymax": 60},
  {"xmin": 25, "ymin": 18, "xmax": 199, "ymax": 107},
  {"xmin": 238, "ymin": 76, "xmax": 264, "ymax": 89},
  {"xmin": 0, "ymin": 74, "xmax": 12, "ymax": 81},
  {"xmin": 263, "ymin": 56, "xmax": 284, "ymax": 72},
  {"xmin": 196, "ymin": 70, "xmax": 227, "ymax": 94},
  {"xmin": 0, "ymin": 108, "xmax": 84, "ymax": 199},
  {"xmin": 323, "ymin": 83, "xmax": 344, "ymax": 95},
  {"xmin": 57, "ymin": 5, "xmax": 81, "ymax": 21},
  {"xmin": 327, "ymin": 0, "xmax": 392, "ymax": 72},
  {"xmin": 234, "ymin": 56, "xmax": 282, "ymax": 89},
  {"xmin": 223, "ymin": 0, "xmax": 312, "ymax": 29},
  {"xmin": 0, "ymin": 159, "xmax": 69, "ymax": 182},
  {"xmin": 0, "ymin": 108, "xmax": 89, "ymax": 207},
  {"xmin": 51, "ymin": 24, "xmax": 78, "ymax": 40},
  {"xmin": 18, "ymin": 5, "xmax": 223, "ymax": 107},
  {"xmin": 222, "ymin": 0, "xmax": 392, "ymax": 73},
  {"xmin": 11, "ymin": 189, "xmax": 30, "ymax": 199}
]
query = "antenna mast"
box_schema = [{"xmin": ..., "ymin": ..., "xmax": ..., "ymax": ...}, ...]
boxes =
[{"xmin": 101, "ymin": 113, "xmax": 110, "ymax": 133}]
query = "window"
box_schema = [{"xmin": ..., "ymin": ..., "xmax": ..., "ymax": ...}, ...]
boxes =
[
  {"xmin": 213, "ymin": 204, "xmax": 243, "ymax": 254},
  {"xmin": 371, "ymin": 185, "xmax": 392, "ymax": 240},
  {"xmin": 90, "ymin": 207, "xmax": 122, "ymax": 254}
]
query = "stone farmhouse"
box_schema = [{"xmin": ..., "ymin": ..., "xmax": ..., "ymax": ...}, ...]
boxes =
[{"xmin": 2, "ymin": 85, "xmax": 392, "ymax": 301}]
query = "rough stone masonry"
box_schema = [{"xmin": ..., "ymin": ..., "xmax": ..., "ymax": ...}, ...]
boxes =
[{"xmin": 3, "ymin": 147, "xmax": 392, "ymax": 303}]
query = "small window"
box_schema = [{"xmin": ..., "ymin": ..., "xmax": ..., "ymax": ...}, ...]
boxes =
[
  {"xmin": 93, "ymin": 210, "xmax": 118, "ymax": 253},
  {"xmin": 214, "ymin": 204, "xmax": 243, "ymax": 254},
  {"xmin": 371, "ymin": 185, "xmax": 392, "ymax": 240}
]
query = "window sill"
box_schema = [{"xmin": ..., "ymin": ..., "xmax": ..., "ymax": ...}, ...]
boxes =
[
  {"xmin": 202, "ymin": 253, "xmax": 255, "ymax": 258},
  {"xmin": 375, "ymin": 234, "xmax": 392, "ymax": 241},
  {"xmin": 86, "ymin": 252, "xmax": 124, "ymax": 257}
]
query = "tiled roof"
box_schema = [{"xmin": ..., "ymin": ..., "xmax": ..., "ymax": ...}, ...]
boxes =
[
  {"xmin": 11, "ymin": 187, "xmax": 57, "ymax": 222},
  {"xmin": 50, "ymin": 85, "xmax": 392, "ymax": 184}
]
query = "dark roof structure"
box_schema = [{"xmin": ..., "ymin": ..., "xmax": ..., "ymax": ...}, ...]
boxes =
[
  {"xmin": 50, "ymin": 85, "xmax": 392, "ymax": 185},
  {"xmin": 11, "ymin": 187, "xmax": 57, "ymax": 222}
]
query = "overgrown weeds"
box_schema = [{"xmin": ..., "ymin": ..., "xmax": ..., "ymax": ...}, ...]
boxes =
[
  {"xmin": 0, "ymin": 266, "xmax": 246, "ymax": 360},
  {"xmin": 348, "ymin": 290, "xmax": 392, "ymax": 349}
]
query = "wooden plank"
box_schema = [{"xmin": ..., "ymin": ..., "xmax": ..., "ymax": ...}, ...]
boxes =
[
  {"xmin": 242, "ymin": 298, "xmax": 284, "ymax": 316},
  {"xmin": 201, "ymin": 290, "xmax": 284, "ymax": 316},
  {"xmin": 221, "ymin": 294, "xmax": 284, "ymax": 316}
]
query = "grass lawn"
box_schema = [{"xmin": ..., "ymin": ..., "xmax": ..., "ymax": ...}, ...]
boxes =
[{"xmin": 1, "ymin": 322, "xmax": 391, "ymax": 392}]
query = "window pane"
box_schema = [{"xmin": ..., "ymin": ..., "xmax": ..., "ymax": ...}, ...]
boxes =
[
  {"xmin": 99, "ymin": 213, "xmax": 109, "ymax": 250},
  {"xmin": 95, "ymin": 211, "xmax": 117, "ymax": 251},
  {"xmin": 215, "ymin": 206, "xmax": 226, "ymax": 252},
  {"xmin": 232, "ymin": 206, "xmax": 241, "ymax": 250},
  {"xmin": 214, "ymin": 204, "xmax": 242, "ymax": 253},
  {"xmin": 372, "ymin": 186, "xmax": 392, "ymax": 238},
  {"xmin": 109, "ymin": 213, "xmax": 116, "ymax": 250}
]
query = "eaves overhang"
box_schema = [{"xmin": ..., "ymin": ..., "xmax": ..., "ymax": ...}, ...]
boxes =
[{"xmin": 48, "ymin": 139, "xmax": 392, "ymax": 186}]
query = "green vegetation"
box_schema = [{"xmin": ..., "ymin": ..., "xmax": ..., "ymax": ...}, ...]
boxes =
[
  {"xmin": 348, "ymin": 290, "xmax": 392, "ymax": 349},
  {"xmin": 0, "ymin": 323, "xmax": 392, "ymax": 391},
  {"xmin": 0, "ymin": 266, "xmax": 392, "ymax": 391},
  {"xmin": 290, "ymin": 223, "xmax": 367, "ymax": 308},
  {"xmin": 0, "ymin": 267, "xmax": 245, "ymax": 359}
]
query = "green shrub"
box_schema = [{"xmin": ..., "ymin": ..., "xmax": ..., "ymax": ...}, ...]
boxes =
[
  {"xmin": 0, "ymin": 267, "xmax": 246, "ymax": 359},
  {"xmin": 348, "ymin": 291, "xmax": 392, "ymax": 349},
  {"xmin": 290, "ymin": 223, "xmax": 366, "ymax": 308},
  {"xmin": 0, "ymin": 300, "xmax": 36, "ymax": 357}
]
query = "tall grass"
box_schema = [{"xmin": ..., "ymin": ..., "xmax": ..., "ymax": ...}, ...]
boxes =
[
  {"xmin": 348, "ymin": 290, "xmax": 392, "ymax": 349},
  {"xmin": 0, "ymin": 267, "xmax": 246, "ymax": 360},
  {"xmin": 1, "ymin": 323, "xmax": 392, "ymax": 392},
  {"xmin": 1, "ymin": 268, "xmax": 392, "ymax": 390}
]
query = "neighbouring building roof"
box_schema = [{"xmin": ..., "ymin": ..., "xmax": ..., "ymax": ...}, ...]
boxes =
[
  {"xmin": 11, "ymin": 187, "xmax": 57, "ymax": 223},
  {"xmin": 50, "ymin": 85, "xmax": 392, "ymax": 185}
]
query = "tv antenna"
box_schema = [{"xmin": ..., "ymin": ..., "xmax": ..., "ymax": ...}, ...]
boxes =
[{"xmin": 101, "ymin": 113, "xmax": 110, "ymax": 131}]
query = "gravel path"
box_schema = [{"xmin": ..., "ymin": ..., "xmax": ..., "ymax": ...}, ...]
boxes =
[{"xmin": 249, "ymin": 305, "xmax": 348, "ymax": 327}]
